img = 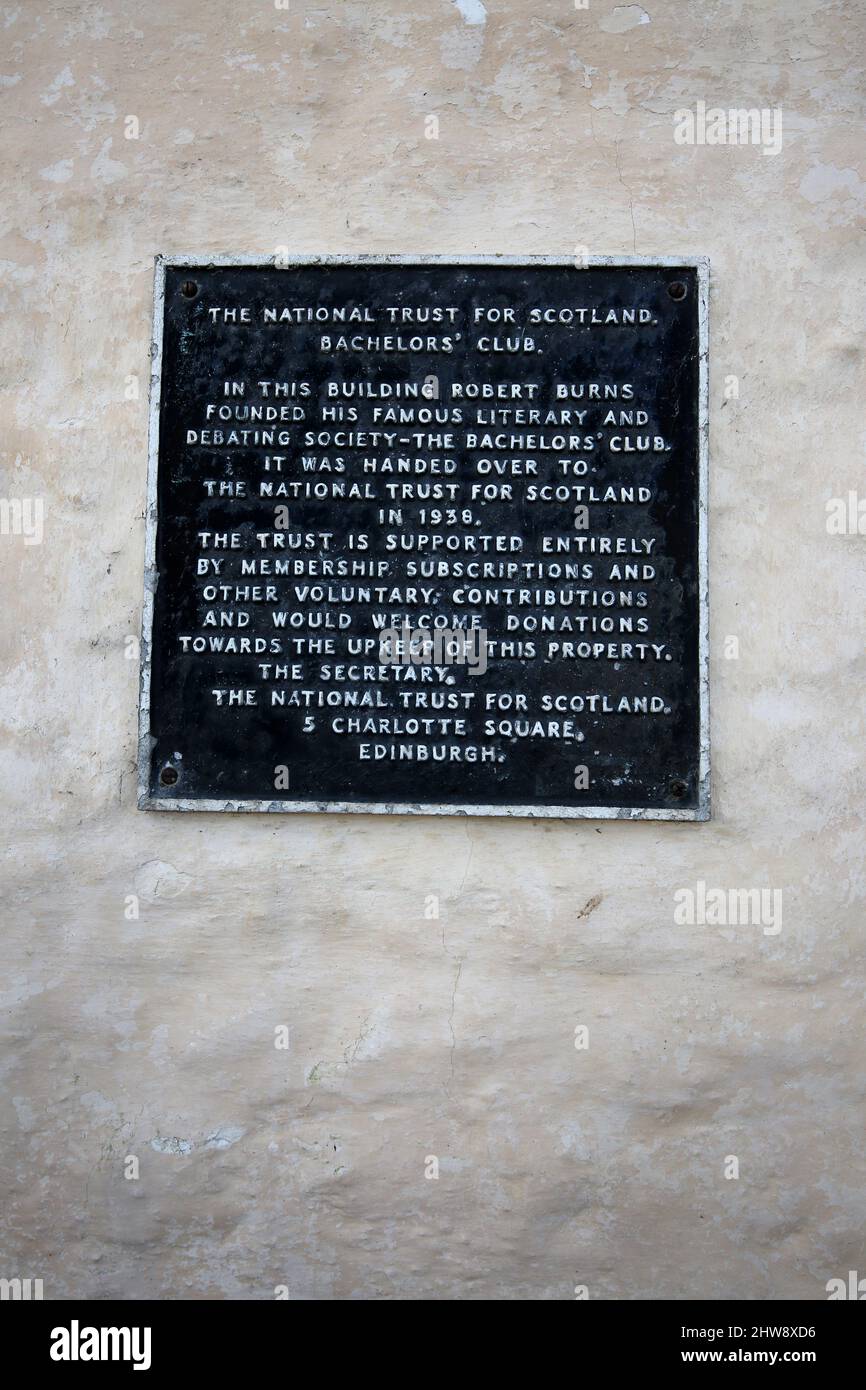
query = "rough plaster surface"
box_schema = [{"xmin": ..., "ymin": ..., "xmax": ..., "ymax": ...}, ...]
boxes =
[{"xmin": 1, "ymin": 0, "xmax": 864, "ymax": 1301}]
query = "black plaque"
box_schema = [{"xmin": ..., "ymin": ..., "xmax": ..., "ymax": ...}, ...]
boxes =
[{"xmin": 139, "ymin": 256, "xmax": 708, "ymax": 819}]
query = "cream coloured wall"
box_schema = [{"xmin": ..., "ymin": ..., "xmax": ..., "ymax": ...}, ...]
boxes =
[{"xmin": 1, "ymin": 0, "xmax": 864, "ymax": 1299}]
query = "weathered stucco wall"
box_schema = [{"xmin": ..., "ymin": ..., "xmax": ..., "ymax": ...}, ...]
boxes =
[{"xmin": 2, "ymin": 0, "xmax": 864, "ymax": 1300}]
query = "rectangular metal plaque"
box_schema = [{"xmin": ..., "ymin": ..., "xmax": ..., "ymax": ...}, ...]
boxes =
[{"xmin": 139, "ymin": 256, "xmax": 708, "ymax": 819}]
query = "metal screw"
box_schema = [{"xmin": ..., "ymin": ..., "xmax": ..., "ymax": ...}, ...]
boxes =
[
  {"xmin": 668, "ymin": 281, "xmax": 687, "ymax": 301},
  {"xmin": 180, "ymin": 280, "xmax": 198, "ymax": 299},
  {"xmin": 669, "ymin": 778, "xmax": 688, "ymax": 799},
  {"xmin": 160, "ymin": 765, "xmax": 179, "ymax": 786}
]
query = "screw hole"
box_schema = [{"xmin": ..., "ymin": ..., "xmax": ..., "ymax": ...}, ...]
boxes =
[
  {"xmin": 180, "ymin": 280, "xmax": 198, "ymax": 299},
  {"xmin": 669, "ymin": 778, "xmax": 688, "ymax": 799},
  {"xmin": 160, "ymin": 765, "xmax": 179, "ymax": 786},
  {"xmin": 668, "ymin": 280, "xmax": 687, "ymax": 301}
]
